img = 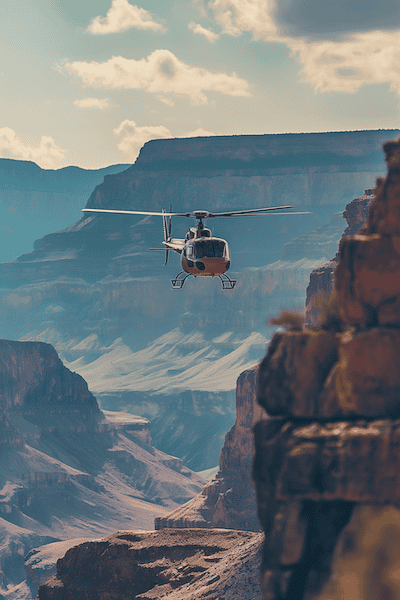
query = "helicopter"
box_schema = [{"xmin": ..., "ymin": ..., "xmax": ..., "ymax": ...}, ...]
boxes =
[{"xmin": 82, "ymin": 205, "xmax": 310, "ymax": 289}]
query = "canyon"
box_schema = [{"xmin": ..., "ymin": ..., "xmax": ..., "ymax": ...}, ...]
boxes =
[
  {"xmin": 3, "ymin": 130, "xmax": 400, "ymax": 598},
  {"xmin": 1, "ymin": 130, "xmax": 396, "ymax": 471},
  {"xmin": 36, "ymin": 143, "xmax": 392, "ymax": 599}
]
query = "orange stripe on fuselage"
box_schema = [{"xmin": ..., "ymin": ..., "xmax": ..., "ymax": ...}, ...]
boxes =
[{"xmin": 181, "ymin": 256, "xmax": 230, "ymax": 277}]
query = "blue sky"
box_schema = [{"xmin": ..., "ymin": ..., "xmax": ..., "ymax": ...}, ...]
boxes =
[{"xmin": 1, "ymin": 0, "xmax": 400, "ymax": 169}]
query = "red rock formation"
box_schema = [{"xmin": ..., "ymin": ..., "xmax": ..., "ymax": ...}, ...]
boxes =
[{"xmin": 254, "ymin": 135, "xmax": 400, "ymax": 600}]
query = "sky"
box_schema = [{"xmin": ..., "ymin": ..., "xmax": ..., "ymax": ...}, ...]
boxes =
[{"xmin": 1, "ymin": 0, "xmax": 400, "ymax": 170}]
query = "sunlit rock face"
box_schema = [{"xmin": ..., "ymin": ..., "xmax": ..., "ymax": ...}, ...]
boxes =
[
  {"xmin": 253, "ymin": 136, "xmax": 400, "ymax": 600},
  {"xmin": 155, "ymin": 366, "xmax": 266, "ymax": 531},
  {"xmin": 37, "ymin": 529, "xmax": 263, "ymax": 600}
]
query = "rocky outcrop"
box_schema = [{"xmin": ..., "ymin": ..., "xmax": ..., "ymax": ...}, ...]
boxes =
[
  {"xmin": 253, "ymin": 136, "xmax": 400, "ymax": 599},
  {"xmin": 155, "ymin": 366, "xmax": 265, "ymax": 531},
  {"xmin": 0, "ymin": 339, "xmax": 101, "ymax": 432},
  {"xmin": 305, "ymin": 188, "xmax": 375, "ymax": 327},
  {"xmin": 100, "ymin": 409, "xmax": 151, "ymax": 445},
  {"xmin": 38, "ymin": 529, "xmax": 263, "ymax": 600}
]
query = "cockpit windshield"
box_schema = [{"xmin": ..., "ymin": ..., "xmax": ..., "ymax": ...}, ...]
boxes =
[{"xmin": 192, "ymin": 239, "xmax": 227, "ymax": 259}]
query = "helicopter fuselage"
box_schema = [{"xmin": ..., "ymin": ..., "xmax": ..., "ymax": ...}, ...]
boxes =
[{"xmin": 181, "ymin": 235, "xmax": 230, "ymax": 277}]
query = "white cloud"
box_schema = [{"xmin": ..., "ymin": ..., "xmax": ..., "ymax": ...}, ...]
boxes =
[
  {"xmin": 87, "ymin": 0, "xmax": 165, "ymax": 34},
  {"xmin": 74, "ymin": 98, "xmax": 110, "ymax": 109},
  {"xmin": 0, "ymin": 128, "xmax": 66, "ymax": 168},
  {"xmin": 288, "ymin": 31, "xmax": 400, "ymax": 95},
  {"xmin": 205, "ymin": 0, "xmax": 400, "ymax": 98},
  {"xmin": 114, "ymin": 120, "xmax": 173, "ymax": 160},
  {"xmin": 62, "ymin": 49, "xmax": 251, "ymax": 105},
  {"xmin": 188, "ymin": 21, "xmax": 220, "ymax": 43},
  {"xmin": 114, "ymin": 121, "xmax": 218, "ymax": 160},
  {"xmin": 205, "ymin": 0, "xmax": 277, "ymax": 38}
]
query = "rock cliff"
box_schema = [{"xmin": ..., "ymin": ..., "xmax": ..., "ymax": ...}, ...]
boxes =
[
  {"xmin": 37, "ymin": 529, "xmax": 263, "ymax": 600},
  {"xmin": 155, "ymin": 366, "xmax": 265, "ymax": 531},
  {"xmin": 253, "ymin": 135, "xmax": 400, "ymax": 599},
  {"xmin": 0, "ymin": 339, "xmax": 101, "ymax": 432},
  {"xmin": 0, "ymin": 340, "xmax": 205, "ymax": 599},
  {"xmin": 87, "ymin": 129, "xmax": 398, "ymax": 213},
  {"xmin": 305, "ymin": 189, "xmax": 375, "ymax": 327}
]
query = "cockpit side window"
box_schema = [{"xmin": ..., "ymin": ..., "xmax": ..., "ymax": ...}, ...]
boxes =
[{"xmin": 187, "ymin": 243, "xmax": 194, "ymax": 258}]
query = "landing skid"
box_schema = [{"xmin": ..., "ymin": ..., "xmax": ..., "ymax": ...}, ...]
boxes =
[
  {"xmin": 171, "ymin": 271, "xmax": 191, "ymax": 288},
  {"xmin": 219, "ymin": 273, "xmax": 236, "ymax": 290},
  {"xmin": 171, "ymin": 271, "xmax": 236, "ymax": 289}
]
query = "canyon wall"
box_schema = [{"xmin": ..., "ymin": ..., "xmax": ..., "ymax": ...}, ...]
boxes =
[
  {"xmin": 0, "ymin": 339, "xmax": 101, "ymax": 432},
  {"xmin": 253, "ymin": 136, "xmax": 400, "ymax": 600},
  {"xmin": 87, "ymin": 129, "xmax": 398, "ymax": 213},
  {"xmin": 155, "ymin": 366, "xmax": 265, "ymax": 531},
  {"xmin": 0, "ymin": 340, "xmax": 205, "ymax": 599}
]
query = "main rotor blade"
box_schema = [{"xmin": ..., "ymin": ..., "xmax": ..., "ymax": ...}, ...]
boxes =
[
  {"xmin": 207, "ymin": 206, "xmax": 296, "ymax": 217},
  {"xmin": 82, "ymin": 208, "xmax": 186, "ymax": 217},
  {"xmin": 82, "ymin": 206, "xmax": 311, "ymax": 219}
]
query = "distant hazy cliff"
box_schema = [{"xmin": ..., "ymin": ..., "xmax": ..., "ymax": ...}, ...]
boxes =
[
  {"xmin": 0, "ymin": 158, "xmax": 130, "ymax": 263},
  {"xmin": 87, "ymin": 130, "xmax": 398, "ymax": 212}
]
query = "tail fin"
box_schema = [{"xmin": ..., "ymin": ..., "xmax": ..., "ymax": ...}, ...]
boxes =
[{"xmin": 162, "ymin": 205, "xmax": 172, "ymax": 265}]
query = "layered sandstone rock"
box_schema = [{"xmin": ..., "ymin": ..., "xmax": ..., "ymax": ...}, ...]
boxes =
[
  {"xmin": 305, "ymin": 189, "xmax": 375, "ymax": 327},
  {"xmin": 0, "ymin": 339, "xmax": 101, "ymax": 431},
  {"xmin": 155, "ymin": 366, "xmax": 265, "ymax": 531},
  {"xmin": 253, "ymin": 136, "xmax": 400, "ymax": 600},
  {"xmin": 38, "ymin": 529, "xmax": 263, "ymax": 600}
]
